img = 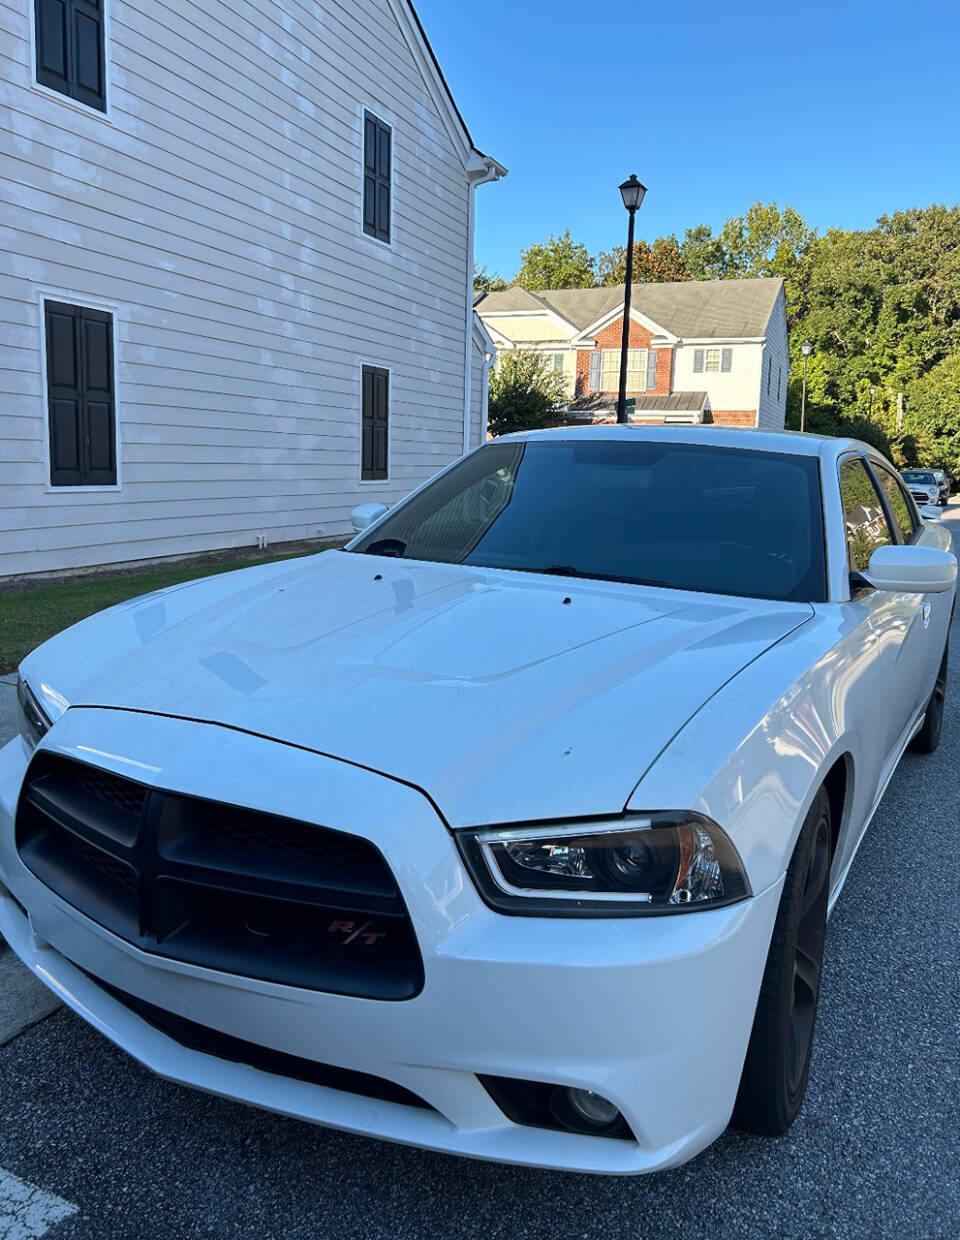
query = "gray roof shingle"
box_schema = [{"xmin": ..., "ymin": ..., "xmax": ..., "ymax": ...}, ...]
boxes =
[{"xmin": 477, "ymin": 277, "xmax": 784, "ymax": 339}]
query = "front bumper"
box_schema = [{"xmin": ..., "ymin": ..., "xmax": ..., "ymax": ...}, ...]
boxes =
[{"xmin": 0, "ymin": 710, "xmax": 781, "ymax": 1174}]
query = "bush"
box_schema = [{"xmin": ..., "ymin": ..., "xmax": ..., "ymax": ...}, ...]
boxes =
[{"xmin": 487, "ymin": 350, "xmax": 567, "ymax": 438}]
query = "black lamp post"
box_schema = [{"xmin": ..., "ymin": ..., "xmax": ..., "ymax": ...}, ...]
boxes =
[
  {"xmin": 800, "ymin": 340, "xmax": 813, "ymax": 432},
  {"xmin": 616, "ymin": 174, "xmax": 647, "ymax": 424}
]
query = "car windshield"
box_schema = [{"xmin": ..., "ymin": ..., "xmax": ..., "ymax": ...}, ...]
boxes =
[
  {"xmin": 903, "ymin": 471, "xmax": 935, "ymax": 484},
  {"xmin": 350, "ymin": 438, "xmax": 827, "ymax": 603}
]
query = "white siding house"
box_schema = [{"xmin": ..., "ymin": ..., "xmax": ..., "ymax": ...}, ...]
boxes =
[
  {"xmin": 476, "ymin": 278, "xmax": 788, "ymax": 429},
  {"xmin": 0, "ymin": 0, "xmax": 504, "ymax": 576}
]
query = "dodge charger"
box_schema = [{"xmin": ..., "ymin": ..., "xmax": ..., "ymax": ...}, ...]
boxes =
[{"xmin": 2, "ymin": 427, "xmax": 955, "ymax": 1174}]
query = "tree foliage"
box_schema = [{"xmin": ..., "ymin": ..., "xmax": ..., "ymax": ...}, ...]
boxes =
[
  {"xmin": 514, "ymin": 230, "xmax": 595, "ymax": 290},
  {"xmin": 487, "ymin": 350, "xmax": 567, "ymax": 437},
  {"xmin": 474, "ymin": 261, "xmax": 508, "ymax": 295},
  {"xmin": 596, "ymin": 236, "xmax": 689, "ymax": 286}
]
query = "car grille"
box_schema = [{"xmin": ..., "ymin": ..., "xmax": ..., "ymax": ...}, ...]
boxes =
[
  {"xmin": 16, "ymin": 753, "xmax": 424, "ymax": 1000},
  {"xmin": 77, "ymin": 967, "xmax": 433, "ymax": 1110}
]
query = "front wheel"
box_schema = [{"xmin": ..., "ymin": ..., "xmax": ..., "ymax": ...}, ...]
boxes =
[
  {"xmin": 910, "ymin": 640, "xmax": 948, "ymax": 754},
  {"xmin": 731, "ymin": 786, "xmax": 831, "ymax": 1136}
]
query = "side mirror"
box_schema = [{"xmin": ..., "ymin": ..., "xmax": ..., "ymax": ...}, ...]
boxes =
[
  {"xmin": 920, "ymin": 504, "xmax": 943, "ymax": 520},
  {"xmin": 863, "ymin": 544, "xmax": 957, "ymax": 594},
  {"xmin": 350, "ymin": 502, "xmax": 389, "ymax": 533}
]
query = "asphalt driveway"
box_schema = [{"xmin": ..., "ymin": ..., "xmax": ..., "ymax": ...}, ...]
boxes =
[{"xmin": 1, "ymin": 520, "xmax": 958, "ymax": 1240}]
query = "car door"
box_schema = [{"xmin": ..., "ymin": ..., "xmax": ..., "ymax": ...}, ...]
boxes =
[
  {"xmin": 838, "ymin": 455, "xmax": 919, "ymax": 774},
  {"xmin": 869, "ymin": 459, "xmax": 948, "ymax": 715}
]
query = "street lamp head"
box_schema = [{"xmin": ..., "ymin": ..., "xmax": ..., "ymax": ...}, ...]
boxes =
[
  {"xmin": 619, "ymin": 174, "xmax": 647, "ymax": 212},
  {"xmin": 801, "ymin": 340, "xmax": 813, "ymax": 357}
]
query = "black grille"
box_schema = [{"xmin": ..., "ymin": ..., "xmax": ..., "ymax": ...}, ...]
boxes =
[
  {"xmin": 79, "ymin": 968, "xmax": 433, "ymax": 1110},
  {"xmin": 16, "ymin": 753, "xmax": 424, "ymax": 1000}
]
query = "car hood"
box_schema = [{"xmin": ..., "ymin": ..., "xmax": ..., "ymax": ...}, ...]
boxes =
[{"xmin": 23, "ymin": 551, "xmax": 812, "ymax": 826}]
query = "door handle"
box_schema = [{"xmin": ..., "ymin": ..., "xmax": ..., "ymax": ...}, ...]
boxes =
[{"xmin": 922, "ymin": 601, "xmax": 932, "ymax": 628}]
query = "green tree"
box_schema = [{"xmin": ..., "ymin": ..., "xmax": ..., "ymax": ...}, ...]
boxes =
[
  {"xmin": 679, "ymin": 222, "xmax": 733, "ymax": 281},
  {"xmin": 514, "ymin": 231, "xmax": 595, "ymax": 290},
  {"xmin": 474, "ymin": 261, "xmax": 508, "ymax": 295},
  {"xmin": 487, "ymin": 350, "xmax": 567, "ymax": 437},
  {"xmin": 595, "ymin": 236, "xmax": 690, "ymax": 286},
  {"xmin": 903, "ymin": 352, "xmax": 960, "ymax": 476},
  {"xmin": 784, "ymin": 205, "xmax": 960, "ymax": 450}
]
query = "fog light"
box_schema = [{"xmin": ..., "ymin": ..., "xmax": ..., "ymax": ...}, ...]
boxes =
[{"xmin": 565, "ymin": 1088, "xmax": 621, "ymax": 1130}]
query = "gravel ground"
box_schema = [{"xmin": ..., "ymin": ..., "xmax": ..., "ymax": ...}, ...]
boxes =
[{"xmin": 1, "ymin": 523, "xmax": 958, "ymax": 1239}]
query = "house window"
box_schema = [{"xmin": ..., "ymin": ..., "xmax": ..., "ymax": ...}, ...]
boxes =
[
  {"xmin": 44, "ymin": 300, "xmax": 116, "ymax": 487},
  {"xmin": 545, "ymin": 352, "xmax": 564, "ymax": 373},
  {"xmin": 777, "ymin": 366, "xmax": 782, "ymax": 399},
  {"xmin": 601, "ymin": 348, "xmax": 646, "ymax": 390},
  {"xmin": 766, "ymin": 356, "xmax": 773, "ymax": 395},
  {"xmin": 361, "ymin": 364, "xmax": 389, "ymax": 480},
  {"xmin": 693, "ymin": 347, "xmax": 732, "ymax": 375},
  {"xmin": 363, "ymin": 112, "xmax": 391, "ymax": 243},
  {"xmin": 35, "ymin": 0, "xmax": 106, "ymax": 112}
]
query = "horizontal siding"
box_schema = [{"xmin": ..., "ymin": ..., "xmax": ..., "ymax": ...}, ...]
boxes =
[
  {"xmin": 672, "ymin": 342, "xmax": 764, "ymax": 420},
  {"xmin": 757, "ymin": 288, "xmax": 789, "ymax": 430},
  {"xmin": 0, "ymin": 0, "xmax": 477, "ymax": 576}
]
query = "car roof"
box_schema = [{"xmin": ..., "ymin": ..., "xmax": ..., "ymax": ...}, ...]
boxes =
[{"xmin": 492, "ymin": 424, "xmax": 870, "ymax": 463}]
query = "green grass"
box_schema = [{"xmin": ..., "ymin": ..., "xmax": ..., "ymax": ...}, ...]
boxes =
[{"xmin": 0, "ymin": 549, "xmax": 317, "ymax": 675}]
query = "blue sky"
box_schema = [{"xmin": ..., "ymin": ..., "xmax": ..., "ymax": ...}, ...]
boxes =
[{"xmin": 416, "ymin": 0, "xmax": 960, "ymax": 280}]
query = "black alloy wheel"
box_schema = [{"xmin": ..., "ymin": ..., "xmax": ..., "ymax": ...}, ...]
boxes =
[
  {"xmin": 786, "ymin": 810, "xmax": 830, "ymax": 1105},
  {"xmin": 732, "ymin": 786, "xmax": 831, "ymax": 1136},
  {"xmin": 911, "ymin": 641, "xmax": 948, "ymax": 755}
]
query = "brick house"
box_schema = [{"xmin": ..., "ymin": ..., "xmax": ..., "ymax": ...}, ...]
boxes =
[{"xmin": 475, "ymin": 277, "xmax": 788, "ymax": 428}]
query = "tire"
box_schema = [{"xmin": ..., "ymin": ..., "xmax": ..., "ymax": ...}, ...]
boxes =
[
  {"xmin": 732, "ymin": 786, "xmax": 831, "ymax": 1136},
  {"xmin": 910, "ymin": 639, "xmax": 948, "ymax": 755}
]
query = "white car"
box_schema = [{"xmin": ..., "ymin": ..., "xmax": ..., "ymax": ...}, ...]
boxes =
[
  {"xmin": 2, "ymin": 427, "xmax": 955, "ymax": 1176},
  {"xmin": 901, "ymin": 469, "xmax": 941, "ymax": 509}
]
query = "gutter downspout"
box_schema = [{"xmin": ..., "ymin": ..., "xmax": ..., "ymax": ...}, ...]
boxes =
[
  {"xmin": 463, "ymin": 157, "xmax": 506, "ymax": 454},
  {"xmin": 481, "ymin": 346, "xmax": 493, "ymax": 441}
]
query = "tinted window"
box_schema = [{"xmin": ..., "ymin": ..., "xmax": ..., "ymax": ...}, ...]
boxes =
[
  {"xmin": 352, "ymin": 439, "xmax": 827, "ymax": 603},
  {"xmin": 902, "ymin": 471, "xmax": 935, "ymax": 485},
  {"xmin": 839, "ymin": 458, "xmax": 892, "ymax": 572},
  {"xmin": 872, "ymin": 464, "xmax": 916, "ymax": 542}
]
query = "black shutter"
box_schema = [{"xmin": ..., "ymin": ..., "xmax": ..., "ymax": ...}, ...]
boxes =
[
  {"xmin": 361, "ymin": 365, "xmax": 388, "ymax": 481},
  {"xmin": 34, "ymin": 0, "xmax": 105, "ymax": 111},
  {"xmin": 363, "ymin": 112, "xmax": 391, "ymax": 243},
  {"xmin": 45, "ymin": 300, "xmax": 116, "ymax": 487},
  {"xmin": 80, "ymin": 308, "xmax": 115, "ymax": 483},
  {"xmin": 46, "ymin": 302, "xmax": 83, "ymax": 486},
  {"xmin": 72, "ymin": 0, "xmax": 105, "ymax": 110},
  {"xmin": 35, "ymin": 0, "xmax": 70, "ymax": 96}
]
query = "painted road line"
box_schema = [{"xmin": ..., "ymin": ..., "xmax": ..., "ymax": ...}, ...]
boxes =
[{"xmin": 0, "ymin": 1168, "xmax": 77, "ymax": 1239}]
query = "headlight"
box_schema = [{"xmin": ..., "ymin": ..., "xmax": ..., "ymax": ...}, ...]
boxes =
[
  {"xmin": 16, "ymin": 675, "xmax": 53, "ymax": 751},
  {"xmin": 457, "ymin": 813, "xmax": 751, "ymax": 916}
]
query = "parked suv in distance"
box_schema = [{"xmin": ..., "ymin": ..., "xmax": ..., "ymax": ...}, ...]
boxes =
[{"xmin": 901, "ymin": 469, "xmax": 941, "ymax": 508}]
